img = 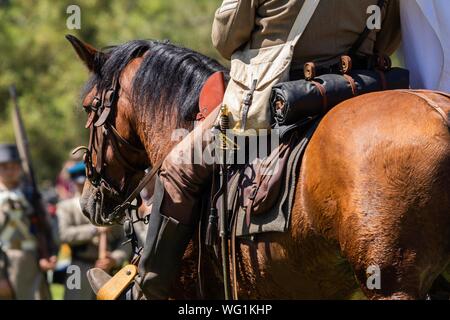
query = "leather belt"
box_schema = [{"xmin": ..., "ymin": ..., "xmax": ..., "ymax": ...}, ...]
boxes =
[{"xmin": 290, "ymin": 55, "xmax": 372, "ymax": 80}]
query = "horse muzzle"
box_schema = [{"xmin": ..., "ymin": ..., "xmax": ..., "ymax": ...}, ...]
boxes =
[{"xmin": 80, "ymin": 182, "xmax": 124, "ymax": 226}]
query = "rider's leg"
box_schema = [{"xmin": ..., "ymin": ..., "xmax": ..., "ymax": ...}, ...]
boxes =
[
  {"xmin": 86, "ymin": 108, "xmax": 221, "ymax": 299},
  {"xmin": 134, "ymin": 108, "xmax": 220, "ymax": 299}
]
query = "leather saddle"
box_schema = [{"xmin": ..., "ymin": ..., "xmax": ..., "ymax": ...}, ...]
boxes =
[{"xmin": 198, "ymin": 72, "xmax": 315, "ymax": 231}]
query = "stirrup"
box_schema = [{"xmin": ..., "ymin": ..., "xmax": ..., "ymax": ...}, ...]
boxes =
[{"xmin": 96, "ymin": 264, "xmax": 138, "ymax": 300}]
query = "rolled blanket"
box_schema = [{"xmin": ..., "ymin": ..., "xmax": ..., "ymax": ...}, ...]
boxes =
[{"xmin": 270, "ymin": 68, "xmax": 410, "ymax": 126}]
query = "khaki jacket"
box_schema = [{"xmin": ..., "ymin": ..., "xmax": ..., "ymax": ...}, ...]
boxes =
[
  {"xmin": 57, "ymin": 196, "xmax": 131, "ymax": 265},
  {"xmin": 212, "ymin": 0, "xmax": 401, "ymax": 65}
]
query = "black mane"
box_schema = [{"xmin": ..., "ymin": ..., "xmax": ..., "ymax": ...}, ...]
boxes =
[{"xmin": 83, "ymin": 39, "xmax": 228, "ymax": 127}]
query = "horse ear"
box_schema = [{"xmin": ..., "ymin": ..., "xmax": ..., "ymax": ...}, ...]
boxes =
[{"xmin": 66, "ymin": 34, "xmax": 104, "ymax": 73}]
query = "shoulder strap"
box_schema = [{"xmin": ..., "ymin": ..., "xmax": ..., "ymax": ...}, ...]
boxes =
[
  {"xmin": 287, "ymin": 0, "xmax": 321, "ymax": 44},
  {"xmin": 349, "ymin": 0, "xmax": 386, "ymax": 55}
]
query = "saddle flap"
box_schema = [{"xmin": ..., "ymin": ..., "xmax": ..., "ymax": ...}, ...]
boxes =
[
  {"xmin": 97, "ymin": 264, "xmax": 138, "ymax": 300},
  {"xmin": 197, "ymin": 71, "xmax": 225, "ymax": 121},
  {"xmin": 240, "ymin": 132, "xmax": 298, "ymax": 220}
]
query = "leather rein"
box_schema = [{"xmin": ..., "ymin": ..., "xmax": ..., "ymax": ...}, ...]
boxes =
[
  {"xmin": 73, "ymin": 70, "xmax": 218, "ymax": 261},
  {"xmin": 73, "ymin": 76, "xmax": 164, "ymax": 226}
]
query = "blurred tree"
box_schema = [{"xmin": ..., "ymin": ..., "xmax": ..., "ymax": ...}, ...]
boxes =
[
  {"xmin": 0, "ymin": 0, "xmax": 403, "ymax": 185},
  {"xmin": 0, "ymin": 0, "xmax": 223, "ymax": 184}
]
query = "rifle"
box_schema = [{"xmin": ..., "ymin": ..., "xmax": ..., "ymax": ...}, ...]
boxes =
[{"xmin": 9, "ymin": 85, "xmax": 56, "ymax": 299}]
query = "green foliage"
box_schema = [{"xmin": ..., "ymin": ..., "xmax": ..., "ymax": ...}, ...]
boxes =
[
  {"xmin": 0, "ymin": 0, "xmax": 222, "ymax": 184},
  {"xmin": 50, "ymin": 283, "xmax": 65, "ymax": 300},
  {"xmin": 0, "ymin": 1, "xmax": 402, "ymax": 185}
]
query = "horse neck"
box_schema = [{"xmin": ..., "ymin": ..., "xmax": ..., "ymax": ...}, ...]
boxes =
[{"xmin": 135, "ymin": 105, "xmax": 194, "ymax": 165}]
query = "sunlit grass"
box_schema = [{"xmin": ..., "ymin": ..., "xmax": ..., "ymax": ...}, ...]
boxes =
[{"xmin": 50, "ymin": 284, "xmax": 65, "ymax": 300}]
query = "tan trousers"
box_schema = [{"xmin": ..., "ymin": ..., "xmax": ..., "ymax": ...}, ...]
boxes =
[{"xmin": 158, "ymin": 108, "xmax": 220, "ymax": 225}]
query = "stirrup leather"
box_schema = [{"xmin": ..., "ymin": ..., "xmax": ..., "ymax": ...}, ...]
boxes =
[{"xmin": 97, "ymin": 264, "xmax": 138, "ymax": 300}]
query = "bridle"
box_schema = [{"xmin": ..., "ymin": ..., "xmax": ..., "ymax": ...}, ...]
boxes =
[
  {"xmin": 73, "ymin": 69, "xmax": 224, "ymax": 263},
  {"xmin": 73, "ymin": 75, "xmax": 164, "ymax": 229}
]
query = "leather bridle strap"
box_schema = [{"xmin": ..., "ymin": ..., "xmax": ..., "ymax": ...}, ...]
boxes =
[
  {"xmin": 109, "ymin": 156, "xmax": 165, "ymax": 217},
  {"xmin": 400, "ymin": 90, "xmax": 450, "ymax": 127},
  {"xmin": 108, "ymin": 124, "xmax": 146, "ymax": 153},
  {"xmin": 74, "ymin": 74, "xmax": 154, "ymax": 223},
  {"xmin": 107, "ymin": 124, "xmax": 148, "ymax": 173}
]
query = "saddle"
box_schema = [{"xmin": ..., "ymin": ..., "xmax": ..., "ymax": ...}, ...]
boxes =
[
  {"xmin": 198, "ymin": 72, "xmax": 318, "ymax": 238},
  {"xmin": 198, "ymin": 59, "xmax": 409, "ymax": 237},
  {"xmin": 197, "ymin": 73, "xmax": 318, "ymax": 299},
  {"xmin": 212, "ymin": 123, "xmax": 317, "ymax": 238}
]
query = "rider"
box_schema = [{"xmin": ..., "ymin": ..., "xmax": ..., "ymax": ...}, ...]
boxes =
[{"xmin": 88, "ymin": 0, "xmax": 401, "ymax": 299}]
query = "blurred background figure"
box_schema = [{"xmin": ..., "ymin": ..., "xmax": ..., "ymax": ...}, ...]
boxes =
[
  {"xmin": 0, "ymin": 242, "xmax": 14, "ymax": 299},
  {"xmin": 56, "ymin": 161, "xmax": 131, "ymax": 300},
  {"xmin": 41, "ymin": 188, "xmax": 60, "ymax": 251},
  {"xmin": 401, "ymin": 0, "xmax": 450, "ymax": 91},
  {"xmin": 0, "ymin": 143, "xmax": 56, "ymax": 300},
  {"xmin": 54, "ymin": 159, "xmax": 79, "ymax": 201}
]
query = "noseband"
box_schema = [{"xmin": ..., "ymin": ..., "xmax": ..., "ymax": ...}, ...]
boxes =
[{"xmin": 74, "ymin": 76, "xmax": 163, "ymax": 225}]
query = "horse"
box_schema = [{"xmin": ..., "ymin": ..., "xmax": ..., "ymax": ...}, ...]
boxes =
[{"xmin": 67, "ymin": 35, "xmax": 450, "ymax": 300}]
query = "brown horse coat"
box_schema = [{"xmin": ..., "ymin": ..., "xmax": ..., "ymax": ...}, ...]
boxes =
[
  {"xmin": 172, "ymin": 91, "xmax": 450, "ymax": 300},
  {"xmin": 69, "ymin": 37, "xmax": 450, "ymax": 299}
]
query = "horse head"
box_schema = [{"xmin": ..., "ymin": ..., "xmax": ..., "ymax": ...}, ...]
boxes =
[
  {"xmin": 67, "ymin": 35, "xmax": 227, "ymax": 226},
  {"xmin": 67, "ymin": 35, "xmax": 150, "ymax": 225}
]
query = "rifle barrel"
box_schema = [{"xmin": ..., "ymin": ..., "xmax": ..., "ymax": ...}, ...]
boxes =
[
  {"xmin": 8, "ymin": 85, "xmax": 54, "ymax": 299},
  {"xmin": 9, "ymin": 85, "xmax": 37, "ymax": 190}
]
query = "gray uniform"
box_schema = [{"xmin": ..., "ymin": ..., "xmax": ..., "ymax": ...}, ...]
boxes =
[
  {"xmin": 0, "ymin": 186, "xmax": 42, "ymax": 300},
  {"xmin": 57, "ymin": 196, "xmax": 131, "ymax": 300}
]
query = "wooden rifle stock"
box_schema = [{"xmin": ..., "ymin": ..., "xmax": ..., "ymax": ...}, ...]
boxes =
[{"xmin": 98, "ymin": 228, "xmax": 108, "ymax": 260}]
